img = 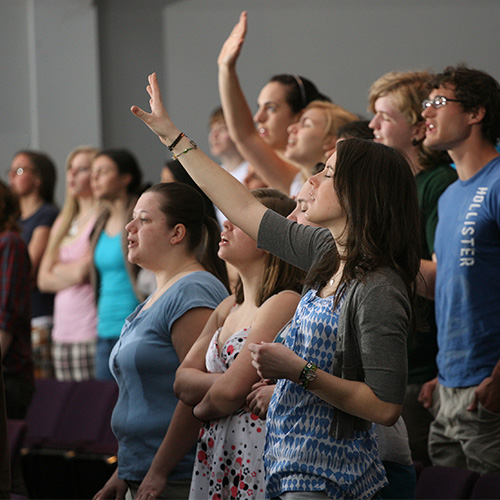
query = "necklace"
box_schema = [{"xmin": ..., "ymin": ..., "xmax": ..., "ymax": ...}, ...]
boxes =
[
  {"xmin": 150, "ymin": 261, "xmax": 199, "ymax": 302},
  {"xmin": 68, "ymin": 208, "xmax": 96, "ymax": 237}
]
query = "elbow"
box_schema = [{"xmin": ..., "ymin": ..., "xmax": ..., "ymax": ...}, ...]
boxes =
[
  {"xmin": 173, "ymin": 378, "xmax": 188, "ymax": 403},
  {"xmin": 37, "ymin": 273, "xmax": 50, "ymax": 293},
  {"xmin": 173, "ymin": 376, "xmax": 198, "ymax": 406},
  {"xmin": 375, "ymin": 404, "xmax": 403, "ymax": 427}
]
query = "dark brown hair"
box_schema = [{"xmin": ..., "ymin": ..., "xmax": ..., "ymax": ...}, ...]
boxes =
[
  {"xmin": 305, "ymin": 138, "xmax": 421, "ymax": 308},
  {"xmin": 269, "ymin": 74, "xmax": 331, "ymax": 114},
  {"xmin": 95, "ymin": 149, "xmax": 143, "ymax": 195},
  {"xmin": 14, "ymin": 150, "xmax": 57, "ymax": 204},
  {"xmin": 0, "ymin": 180, "xmax": 21, "ymax": 232},
  {"xmin": 428, "ymin": 64, "xmax": 500, "ymax": 145}
]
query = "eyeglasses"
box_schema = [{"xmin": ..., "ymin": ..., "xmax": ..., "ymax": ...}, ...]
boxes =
[
  {"xmin": 6, "ymin": 167, "xmax": 34, "ymax": 177},
  {"xmin": 422, "ymin": 96, "xmax": 465, "ymax": 110}
]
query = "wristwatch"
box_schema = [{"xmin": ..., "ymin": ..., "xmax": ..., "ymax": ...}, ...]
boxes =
[{"xmin": 298, "ymin": 361, "xmax": 317, "ymax": 390}]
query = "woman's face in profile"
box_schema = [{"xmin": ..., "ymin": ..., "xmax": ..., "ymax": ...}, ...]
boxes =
[{"xmin": 253, "ymin": 82, "xmax": 299, "ymax": 151}]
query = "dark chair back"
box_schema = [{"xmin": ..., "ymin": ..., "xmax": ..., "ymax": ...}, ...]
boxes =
[
  {"xmin": 470, "ymin": 472, "xmax": 500, "ymax": 499},
  {"xmin": 7, "ymin": 419, "xmax": 28, "ymax": 467},
  {"xmin": 415, "ymin": 465, "xmax": 480, "ymax": 499}
]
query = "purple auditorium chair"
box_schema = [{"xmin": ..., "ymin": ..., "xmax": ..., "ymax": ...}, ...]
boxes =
[
  {"xmin": 23, "ymin": 379, "xmax": 118, "ymax": 499},
  {"xmin": 470, "ymin": 473, "xmax": 500, "ymax": 499},
  {"xmin": 24, "ymin": 379, "xmax": 76, "ymax": 448},
  {"xmin": 47, "ymin": 379, "xmax": 118, "ymax": 450},
  {"xmin": 415, "ymin": 465, "xmax": 480, "ymax": 499}
]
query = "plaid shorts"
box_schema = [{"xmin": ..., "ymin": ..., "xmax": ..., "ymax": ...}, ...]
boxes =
[
  {"xmin": 52, "ymin": 339, "xmax": 97, "ymax": 381},
  {"xmin": 31, "ymin": 316, "xmax": 54, "ymax": 379}
]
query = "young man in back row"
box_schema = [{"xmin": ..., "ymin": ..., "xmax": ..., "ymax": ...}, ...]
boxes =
[{"xmin": 419, "ymin": 65, "xmax": 500, "ymax": 473}]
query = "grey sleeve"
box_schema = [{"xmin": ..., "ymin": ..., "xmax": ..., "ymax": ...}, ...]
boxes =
[
  {"xmin": 354, "ymin": 280, "xmax": 410, "ymax": 405},
  {"xmin": 257, "ymin": 209, "xmax": 332, "ymax": 272}
]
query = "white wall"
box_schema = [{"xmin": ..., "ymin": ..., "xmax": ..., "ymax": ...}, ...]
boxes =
[
  {"xmin": 0, "ymin": 0, "xmax": 100, "ymax": 205},
  {"xmin": 164, "ymin": 0, "xmax": 500, "ymax": 164},
  {"xmin": 2, "ymin": 0, "xmax": 500, "ymax": 204}
]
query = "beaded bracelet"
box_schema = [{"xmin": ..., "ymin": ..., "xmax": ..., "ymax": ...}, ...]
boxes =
[
  {"xmin": 167, "ymin": 132, "xmax": 185, "ymax": 151},
  {"xmin": 172, "ymin": 139, "xmax": 198, "ymax": 160},
  {"xmin": 298, "ymin": 361, "xmax": 317, "ymax": 390}
]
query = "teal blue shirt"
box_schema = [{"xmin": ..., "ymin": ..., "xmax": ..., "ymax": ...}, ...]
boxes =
[{"xmin": 94, "ymin": 232, "xmax": 139, "ymax": 339}]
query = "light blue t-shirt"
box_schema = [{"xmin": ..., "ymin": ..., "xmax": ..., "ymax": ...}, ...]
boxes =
[
  {"xmin": 94, "ymin": 232, "xmax": 139, "ymax": 340},
  {"xmin": 434, "ymin": 156, "xmax": 500, "ymax": 387},
  {"xmin": 109, "ymin": 271, "xmax": 228, "ymax": 482},
  {"xmin": 265, "ymin": 289, "xmax": 386, "ymax": 500}
]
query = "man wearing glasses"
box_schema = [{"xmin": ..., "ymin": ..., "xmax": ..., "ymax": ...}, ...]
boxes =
[{"xmin": 419, "ymin": 65, "xmax": 500, "ymax": 473}]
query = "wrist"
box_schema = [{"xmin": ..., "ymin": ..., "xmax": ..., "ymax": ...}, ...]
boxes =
[
  {"xmin": 158, "ymin": 126, "xmax": 182, "ymax": 148},
  {"xmin": 297, "ymin": 361, "xmax": 317, "ymax": 390},
  {"xmin": 171, "ymin": 135, "xmax": 198, "ymax": 161},
  {"xmin": 218, "ymin": 63, "xmax": 236, "ymax": 75}
]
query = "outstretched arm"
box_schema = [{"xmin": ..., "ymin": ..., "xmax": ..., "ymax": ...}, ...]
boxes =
[
  {"xmin": 218, "ymin": 11, "xmax": 299, "ymax": 194},
  {"xmin": 131, "ymin": 73, "xmax": 266, "ymax": 240}
]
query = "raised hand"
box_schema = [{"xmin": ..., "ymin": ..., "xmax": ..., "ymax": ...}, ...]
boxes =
[
  {"xmin": 217, "ymin": 11, "xmax": 248, "ymax": 68},
  {"xmin": 131, "ymin": 73, "xmax": 179, "ymax": 146}
]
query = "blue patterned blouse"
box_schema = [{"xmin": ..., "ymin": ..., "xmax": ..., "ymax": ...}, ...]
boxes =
[{"xmin": 265, "ymin": 288, "xmax": 387, "ymax": 499}]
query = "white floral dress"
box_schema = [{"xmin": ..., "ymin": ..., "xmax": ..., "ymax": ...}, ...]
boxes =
[{"xmin": 190, "ymin": 327, "xmax": 266, "ymax": 500}]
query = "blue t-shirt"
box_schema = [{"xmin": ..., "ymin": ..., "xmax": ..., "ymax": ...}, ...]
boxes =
[
  {"xmin": 109, "ymin": 271, "xmax": 228, "ymax": 482},
  {"xmin": 20, "ymin": 202, "xmax": 58, "ymax": 318},
  {"xmin": 265, "ymin": 289, "xmax": 386, "ymax": 499},
  {"xmin": 434, "ymin": 156, "xmax": 500, "ymax": 387},
  {"xmin": 94, "ymin": 232, "xmax": 139, "ymax": 340}
]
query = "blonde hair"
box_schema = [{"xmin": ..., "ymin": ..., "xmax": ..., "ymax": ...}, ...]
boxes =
[
  {"xmin": 368, "ymin": 71, "xmax": 449, "ymax": 168},
  {"xmin": 305, "ymin": 100, "xmax": 358, "ymax": 140},
  {"xmin": 46, "ymin": 146, "xmax": 99, "ymax": 259},
  {"xmin": 209, "ymin": 106, "xmax": 225, "ymax": 127},
  {"xmin": 368, "ymin": 70, "xmax": 432, "ymax": 127}
]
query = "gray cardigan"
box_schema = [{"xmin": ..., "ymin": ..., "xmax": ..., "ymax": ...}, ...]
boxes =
[{"xmin": 258, "ymin": 209, "xmax": 410, "ymax": 438}]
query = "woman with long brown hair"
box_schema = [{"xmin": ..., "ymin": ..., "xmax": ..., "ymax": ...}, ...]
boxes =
[
  {"xmin": 174, "ymin": 189, "xmax": 304, "ymax": 500},
  {"xmin": 131, "ymin": 72, "xmax": 421, "ymax": 498}
]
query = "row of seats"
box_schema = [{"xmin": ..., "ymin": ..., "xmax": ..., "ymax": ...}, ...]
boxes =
[
  {"xmin": 7, "ymin": 379, "xmax": 500, "ymax": 499},
  {"xmin": 9, "ymin": 378, "xmax": 118, "ymax": 499}
]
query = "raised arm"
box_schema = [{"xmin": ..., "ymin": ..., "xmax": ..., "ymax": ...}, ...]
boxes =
[
  {"xmin": 131, "ymin": 73, "xmax": 266, "ymax": 240},
  {"xmin": 217, "ymin": 11, "xmax": 299, "ymax": 194}
]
